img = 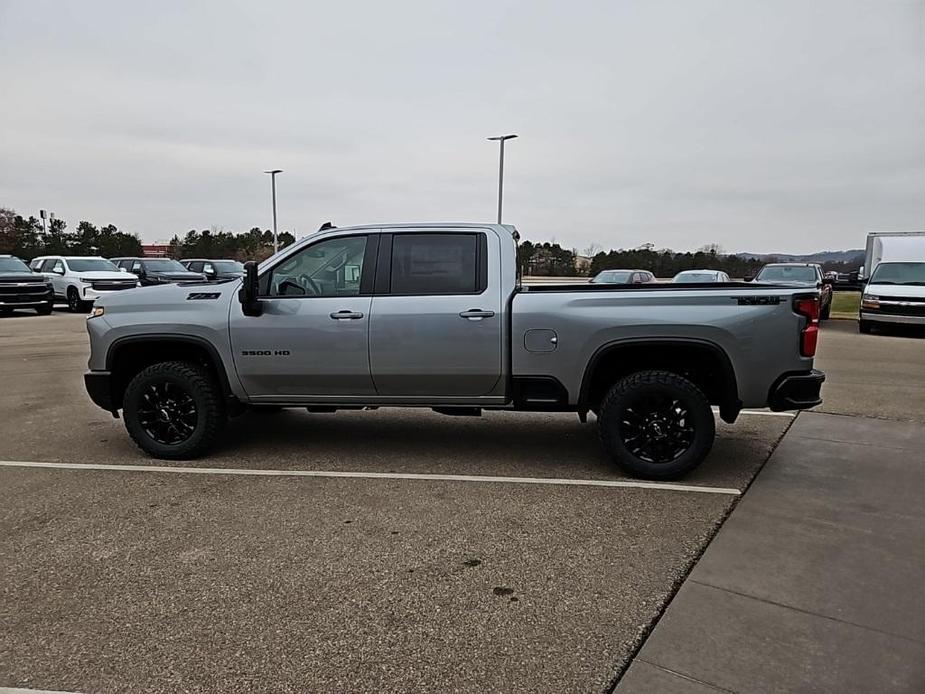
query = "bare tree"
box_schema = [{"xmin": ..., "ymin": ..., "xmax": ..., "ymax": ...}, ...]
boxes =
[{"xmin": 582, "ymin": 243, "xmax": 601, "ymax": 257}]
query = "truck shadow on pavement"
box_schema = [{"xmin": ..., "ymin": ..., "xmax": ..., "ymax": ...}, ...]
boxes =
[{"xmin": 194, "ymin": 408, "xmax": 788, "ymax": 489}]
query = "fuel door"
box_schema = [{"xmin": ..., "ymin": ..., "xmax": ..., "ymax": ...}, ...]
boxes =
[{"xmin": 524, "ymin": 329, "xmax": 558, "ymax": 353}]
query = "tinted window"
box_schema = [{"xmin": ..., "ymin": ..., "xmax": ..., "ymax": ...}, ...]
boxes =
[
  {"xmin": 592, "ymin": 270, "xmax": 632, "ymax": 284},
  {"xmin": 756, "ymin": 266, "xmax": 817, "ymax": 283},
  {"xmin": 390, "ymin": 234, "xmax": 478, "ymax": 295},
  {"xmin": 673, "ymin": 272, "xmax": 717, "ymax": 283},
  {"xmin": 0, "ymin": 257, "xmax": 31, "ymax": 272},
  {"xmin": 140, "ymin": 258, "xmax": 187, "ymax": 272},
  {"xmin": 213, "ymin": 260, "xmax": 244, "ymax": 273},
  {"xmin": 65, "ymin": 258, "xmax": 119, "ymax": 272},
  {"xmin": 268, "ymin": 235, "xmax": 367, "ymax": 297},
  {"xmin": 869, "ymin": 262, "xmax": 925, "ymax": 285}
]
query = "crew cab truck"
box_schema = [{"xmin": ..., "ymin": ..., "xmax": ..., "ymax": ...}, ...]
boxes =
[{"xmin": 84, "ymin": 223, "xmax": 825, "ymax": 479}]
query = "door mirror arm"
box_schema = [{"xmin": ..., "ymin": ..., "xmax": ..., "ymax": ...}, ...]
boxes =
[{"xmin": 239, "ymin": 261, "xmax": 263, "ymax": 316}]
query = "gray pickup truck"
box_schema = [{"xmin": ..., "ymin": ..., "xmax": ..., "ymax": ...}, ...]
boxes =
[{"xmin": 84, "ymin": 223, "xmax": 824, "ymax": 479}]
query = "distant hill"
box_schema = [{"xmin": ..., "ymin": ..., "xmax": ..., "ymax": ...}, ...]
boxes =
[{"xmin": 735, "ymin": 249, "xmax": 864, "ymax": 264}]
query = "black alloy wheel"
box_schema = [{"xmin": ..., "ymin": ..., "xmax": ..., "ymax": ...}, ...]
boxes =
[
  {"xmin": 619, "ymin": 391, "xmax": 695, "ymax": 464},
  {"xmin": 136, "ymin": 380, "xmax": 199, "ymax": 445}
]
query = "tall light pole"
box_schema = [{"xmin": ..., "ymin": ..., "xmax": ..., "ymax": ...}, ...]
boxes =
[
  {"xmin": 264, "ymin": 169, "xmax": 283, "ymax": 252},
  {"xmin": 487, "ymin": 134, "xmax": 517, "ymax": 224}
]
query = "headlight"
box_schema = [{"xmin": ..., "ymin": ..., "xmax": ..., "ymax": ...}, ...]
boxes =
[
  {"xmin": 861, "ymin": 295, "xmax": 879, "ymax": 309},
  {"xmin": 88, "ymin": 306, "xmax": 105, "ymax": 319}
]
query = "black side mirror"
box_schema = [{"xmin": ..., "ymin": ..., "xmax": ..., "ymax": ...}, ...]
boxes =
[{"xmin": 239, "ymin": 261, "xmax": 263, "ymax": 316}]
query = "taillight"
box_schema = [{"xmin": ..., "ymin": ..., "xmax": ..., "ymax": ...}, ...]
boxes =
[{"xmin": 793, "ymin": 295, "xmax": 819, "ymax": 357}]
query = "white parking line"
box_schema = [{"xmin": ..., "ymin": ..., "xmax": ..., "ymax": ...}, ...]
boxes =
[{"xmin": 0, "ymin": 460, "xmax": 741, "ymax": 496}]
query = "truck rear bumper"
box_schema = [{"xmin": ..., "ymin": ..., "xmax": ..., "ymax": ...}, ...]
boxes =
[
  {"xmin": 85, "ymin": 370, "xmax": 115, "ymax": 413},
  {"xmin": 768, "ymin": 369, "xmax": 825, "ymax": 411}
]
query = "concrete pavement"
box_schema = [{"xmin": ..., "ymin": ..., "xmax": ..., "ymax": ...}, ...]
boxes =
[{"xmin": 616, "ymin": 411, "xmax": 925, "ymax": 693}]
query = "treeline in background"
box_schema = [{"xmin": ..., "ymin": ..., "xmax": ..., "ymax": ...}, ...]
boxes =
[
  {"xmin": 0, "ymin": 207, "xmax": 294, "ymax": 261},
  {"xmin": 3, "ymin": 206, "xmax": 862, "ymax": 276},
  {"xmin": 518, "ymin": 240, "xmax": 863, "ymax": 278},
  {"xmin": 1, "ymin": 207, "xmax": 144, "ymax": 259},
  {"xmin": 166, "ymin": 228, "xmax": 296, "ymax": 261}
]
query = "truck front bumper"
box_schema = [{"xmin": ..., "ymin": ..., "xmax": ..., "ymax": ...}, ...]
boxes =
[
  {"xmin": 860, "ymin": 311, "xmax": 925, "ymax": 326},
  {"xmin": 0, "ymin": 287, "xmax": 53, "ymax": 307},
  {"xmin": 85, "ymin": 370, "xmax": 116, "ymax": 413},
  {"xmin": 768, "ymin": 369, "xmax": 825, "ymax": 411}
]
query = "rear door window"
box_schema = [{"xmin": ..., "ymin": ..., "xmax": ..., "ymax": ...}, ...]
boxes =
[{"xmin": 389, "ymin": 234, "xmax": 482, "ymax": 295}]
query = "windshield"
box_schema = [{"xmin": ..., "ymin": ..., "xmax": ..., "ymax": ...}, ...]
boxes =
[
  {"xmin": 0, "ymin": 257, "xmax": 32, "ymax": 273},
  {"xmin": 66, "ymin": 258, "xmax": 119, "ymax": 272},
  {"xmin": 869, "ymin": 262, "xmax": 925, "ymax": 285},
  {"xmin": 592, "ymin": 270, "xmax": 632, "ymax": 283},
  {"xmin": 142, "ymin": 259, "xmax": 189, "ymax": 272},
  {"xmin": 213, "ymin": 260, "xmax": 244, "ymax": 273},
  {"xmin": 756, "ymin": 266, "xmax": 817, "ymax": 283},
  {"xmin": 673, "ymin": 272, "xmax": 717, "ymax": 283}
]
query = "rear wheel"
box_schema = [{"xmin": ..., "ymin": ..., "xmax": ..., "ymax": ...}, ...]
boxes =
[
  {"xmin": 123, "ymin": 361, "xmax": 226, "ymax": 459},
  {"xmin": 598, "ymin": 370, "xmax": 715, "ymax": 480}
]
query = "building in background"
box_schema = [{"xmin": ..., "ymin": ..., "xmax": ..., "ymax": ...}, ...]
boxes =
[{"xmin": 141, "ymin": 242, "xmax": 171, "ymax": 258}]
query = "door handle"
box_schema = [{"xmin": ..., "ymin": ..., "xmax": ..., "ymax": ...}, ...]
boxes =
[
  {"xmin": 459, "ymin": 309, "xmax": 495, "ymax": 320},
  {"xmin": 329, "ymin": 310, "xmax": 364, "ymax": 320}
]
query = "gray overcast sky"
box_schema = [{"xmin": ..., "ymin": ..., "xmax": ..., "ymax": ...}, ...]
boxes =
[{"xmin": 1, "ymin": 1, "xmax": 923, "ymax": 253}]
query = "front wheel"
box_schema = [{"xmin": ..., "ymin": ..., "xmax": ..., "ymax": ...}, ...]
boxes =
[
  {"xmin": 123, "ymin": 361, "xmax": 226, "ymax": 459},
  {"xmin": 66, "ymin": 287, "xmax": 87, "ymax": 313},
  {"xmin": 598, "ymin": 370, "xmax": 715, "ymax": 480}
]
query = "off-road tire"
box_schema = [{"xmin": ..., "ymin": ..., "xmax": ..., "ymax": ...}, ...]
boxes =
[
  {"xmin": 123, "ymin": 361, "xmax": 226, "ymax": 459},
  {"xmin": 598, "ymin": 370, "xmax": 715, "ymax": 480}
]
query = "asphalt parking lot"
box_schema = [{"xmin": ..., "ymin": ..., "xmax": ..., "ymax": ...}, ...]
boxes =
[{"xmin": 0, "ymin": 311, "xmax": 920, "ymax": 693}]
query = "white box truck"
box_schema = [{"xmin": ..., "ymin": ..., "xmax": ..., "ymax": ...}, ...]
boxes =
[{"xmin": 859, "ymin": 231, "xmax": 925, "ymax": 333}]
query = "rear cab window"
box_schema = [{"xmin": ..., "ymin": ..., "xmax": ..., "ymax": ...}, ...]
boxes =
[{"xmin": 383, "ymin": 233, "xmax": 488, "ymax": 295}]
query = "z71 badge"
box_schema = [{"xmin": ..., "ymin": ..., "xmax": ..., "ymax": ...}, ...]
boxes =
[{"xmin": 736, "ymin": 296, "xmax": 782, "ymax": 305}]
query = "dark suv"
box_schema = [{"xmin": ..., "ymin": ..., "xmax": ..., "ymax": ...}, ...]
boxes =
[
  {"xmin": 751, "ymin": 263, "xmax": 833, "ymax": 319},
  {"xmin": 0, "ymin": 255, "xmax": 54, "ymax": 315},
  {"xmin": 180, "ymin": 259, "xmax": 245, "ymax": 282},
  {"xmin": 112, "ymin": 258, "xmax": 206, "ymax": 286}
]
